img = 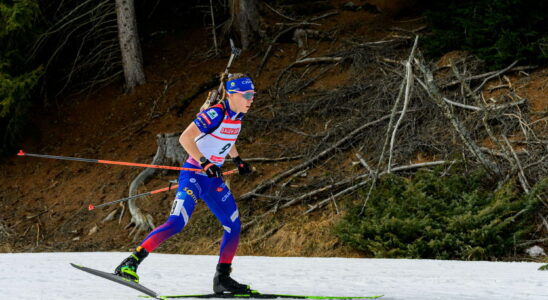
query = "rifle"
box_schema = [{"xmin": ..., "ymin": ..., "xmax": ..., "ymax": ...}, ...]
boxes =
[{"xmin": 200, "ymin": 39, "xmax": 242, "ymax": 111}]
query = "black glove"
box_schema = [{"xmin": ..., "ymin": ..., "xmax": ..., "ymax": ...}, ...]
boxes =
[
  {"xmin": 232, "ymin": 156, "xmax": 252, "ymax": 175},
  {"xmin": 200, "ymin": 159, "xmax": 222, "ymax": 178}
]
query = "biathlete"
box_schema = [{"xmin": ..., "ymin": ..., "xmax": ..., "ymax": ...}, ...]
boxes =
[{"xmin": 114, "ymin": 74, "xmax": 256, "ymax": 294}]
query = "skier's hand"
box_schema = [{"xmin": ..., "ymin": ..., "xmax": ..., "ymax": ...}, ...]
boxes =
[
  {"xmin": 232, "ymin": 156, "xmax": 252, "ymax": 175},
  {"xmin": 200, "ymin": 159, "xmax": 222, "ymax": 178}
]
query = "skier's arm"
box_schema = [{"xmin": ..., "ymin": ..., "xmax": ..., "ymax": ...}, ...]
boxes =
[
  {"xmin": 228, "ymin": 145, "xmax": 252, "ymax": 175},
  {"xmin": 228, "ymin": 144, "xmax": 239, "ymax": 158},
  {"xmin": 180, "ymin": 107, "xmax": 223, "ymax": 162},
  {"xmin": 179, "ymin": 123, "xmax": 205, "ymax": 162}
]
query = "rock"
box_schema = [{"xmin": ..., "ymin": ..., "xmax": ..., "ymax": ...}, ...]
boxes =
[{"xmin": 525, "ymin": 245, "xmax": 546, "ymax": 257}]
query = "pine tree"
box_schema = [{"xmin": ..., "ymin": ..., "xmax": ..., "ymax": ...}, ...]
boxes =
[{"xmin": 0, "ymin": 0, "xmax": 43, "ymax": 153}]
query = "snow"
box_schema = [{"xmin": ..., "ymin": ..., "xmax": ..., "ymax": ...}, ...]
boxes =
[{"xmin": 0, "ymin": 252, "xmax": 546, "ymax": 300}]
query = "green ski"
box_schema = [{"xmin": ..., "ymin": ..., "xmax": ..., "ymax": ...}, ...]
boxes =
[
  {"xmin": 70, "ymin": 263, "xmax": 163, "ymax": 299},
  {"xmin": 140, "ymin": 290, "xmax": 383, "ymax": 299}
]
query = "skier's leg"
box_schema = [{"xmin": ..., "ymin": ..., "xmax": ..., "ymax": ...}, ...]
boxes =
[
  {"xmin": 114, "ymin": 170, "xmax": 201, "ymax": 281},
  {"xmin": 202, "ymin": 178, "xmax": 248, "ymax": 293},
  {"xmin": 139, "ymin": 175, "xmax": 200, "ymax": 251},
  {"xmin": 202, "ymin": 179, "xmax": 241, "ymax": 264}
]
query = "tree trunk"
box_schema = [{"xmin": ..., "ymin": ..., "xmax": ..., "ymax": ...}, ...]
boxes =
[
  {"xmin": 229, "ymin": 0, "xmax": 261, "ymax": 50},
  {"xmin": 115, "ymin": 0, "xmax": 145, "ymax": 92},
  {"xmin": 126, "ymin": 133, "xmax": 187, "ymax": 239}
]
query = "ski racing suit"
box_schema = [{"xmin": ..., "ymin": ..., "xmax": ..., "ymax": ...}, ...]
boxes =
[{"xmin": 139, "ymin": 100, "xmax": 243, "ymax": 264}]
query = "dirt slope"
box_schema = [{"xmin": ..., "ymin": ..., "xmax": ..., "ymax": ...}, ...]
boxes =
[{"xmin": 0, "ymin": 2, "xmax": 546, "ymax": 258}]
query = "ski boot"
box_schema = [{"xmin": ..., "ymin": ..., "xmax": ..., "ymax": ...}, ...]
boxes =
[
  {"xmin": 213, "ymin": 263, "xmax": 251, "ymax": 294},
  {"xmin": 114, "ymin": 246, "xmax": 149, "ymax": 283}
]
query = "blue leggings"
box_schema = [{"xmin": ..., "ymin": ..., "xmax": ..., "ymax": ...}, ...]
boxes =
[{"xmin": 140, "ymin": 163, "xmax": 241, "ymax": 264}]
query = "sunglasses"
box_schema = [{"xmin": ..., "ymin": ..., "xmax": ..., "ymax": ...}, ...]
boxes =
[{"xmin": 230, "ymin": 90, "xmax": 255, "ymax": 101}]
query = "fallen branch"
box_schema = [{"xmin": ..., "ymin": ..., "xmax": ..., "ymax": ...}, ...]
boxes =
[
  {"xmin": 0, "ymin": 221, "xmax": 12, "ymax": 237},
  {"xmin": 524, "ymin": 154, "xmax": 547, "ymax": 170},
  {"xmin": 358, "ymin": 39, "xmax": 418, "ymax": 214},
  {"xmin": 539, "ymin": 213, "xmax": 548, "ymax": 232},
  {"xmin": 388, "ymin": 35, "xmax": 418, "ymax": 173},
  {"xmin": 344, "ymin": 38, "xmax": 401, "ymax": 47},
  {"xmin": 415, "ymin": 58, "xmax": 501, "ymax": 177},
  {"xmin": 275, "ymin": 22, "xmax": 321, "ymax": 26},
  {"xmin": 263, "ymin": 2, "xmax": 298, "ymax": 22},
  {"xmin": 293, "ymin": 29, "xmax": 308, "ymax": 58},
  {"xmin": 441, "ymin": 65, "xmax": 537, "ymax": 88},
  {"xmin": 287, "ymin": 160, "xmax": 453, "ymax": 213},
  {"xmin": 443, "ymin": 97, "xmax": 526, "ymax": 112},
  {"xmin": 443, "ymin": 97, "xmax": 481, "ymax": 111},
  {"xmin": 287, "ymin": 63, "xmax": 335, "ymax": 94},
  {"xmin": 331, "ymin": 193, "xmax": 340, "ymax": 214},
  {"xmin": 241, "ymin": 223, "xmax": 285, "ymax": 245},
  {"xmin": 354, "ymin": 152, "xmax": 373, "ymax": 173},
  {"xmin": 309, "ymin": 10, "xmax": 339, "ymax": 21},
  {"xmin": 281, "ymin": 177, "xmax": 358, "ymax": 209},
  {"xmin": 281, "ymin": 168, "xmax": 309, "ymax": 189},
  {"xmin": 306, "ymin": 160, "xmax": 454, "ymax": 214},
  {"xmin": 518, "ymin": 237, "xmax": 548, "ymax": 247},
  {"xmin": 251, "ymin": 193, "xmax": 290, "ymax": 201},
  {"xmin": 390, "ymin": 26, "xmax": 427, "ymax": 34},
  {"xmin": 257, "ymin": 24, "xmax": 301, "ymax": 75},
  {"xmin": 245, "ymin": 155, "xmax": 304, "ymax": 163},
  {"xmin": 487, "ymin": 84, "xmax": 510, "ymax": 92},
  {"xmin": 502, "ymin": 135, "xmax": 531, "ymax": 193},
  {"xmin": 283, "ymin": 126, "xmax": 323, "ymax": 137},
  {"xmin": 358, "ymin": 79, "xmax": 406, "ymax": 215},
  {"xmin": 305, "ymin": 180, "xmax": 370, "ymax": 214},
  {"xmin": 276, "ymin": 57, "xmax": 343, "ymax": 95},
  {"xmin": 487, "ymin": 99, "xmax": 527, "ymax": 110},
  {"xmin": 238, "ymin": 113, "xmax": 395, "ymax": 201},
  {"xmin": 472, "ymin": 60, "xmax": 518, "ymax": 94},
  {"xmin": 293, "ymin": 57, "xmax": 343, "ymax": 65}
]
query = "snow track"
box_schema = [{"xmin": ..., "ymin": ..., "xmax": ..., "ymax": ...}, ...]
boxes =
[{"xmin": 0, "ymin": 253, "xmax": 546, "ymax": 299}]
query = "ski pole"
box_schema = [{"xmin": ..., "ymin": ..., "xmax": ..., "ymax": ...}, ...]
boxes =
[
  {"xmin": 88, "ymin": 184, "xmax": 179, "ymax": 211},
  {"xmin": 17, "ymin": 149, "xmax": 238, "ymax": 175}
]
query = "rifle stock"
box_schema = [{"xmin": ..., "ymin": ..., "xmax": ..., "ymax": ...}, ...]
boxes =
[{"xmin": 199, "ymin": 39, "xmax": 241, "ymax": 112}]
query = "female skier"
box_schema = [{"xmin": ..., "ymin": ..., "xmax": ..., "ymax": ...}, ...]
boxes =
[{"xmin": 114, "ymin": 74, "xmax": 255, "ymax": 294}]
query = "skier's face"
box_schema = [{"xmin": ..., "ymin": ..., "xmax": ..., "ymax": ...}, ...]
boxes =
[{"xmin": 228, "ymin": 90, "xmax": 255, "ymax": 114}]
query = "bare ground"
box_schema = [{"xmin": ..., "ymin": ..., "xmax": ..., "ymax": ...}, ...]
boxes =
[{"xmin": 0, "ymin": 2, "xmax": 546, "ymax": 257}]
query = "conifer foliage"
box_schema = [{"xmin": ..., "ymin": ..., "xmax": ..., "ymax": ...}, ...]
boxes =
[
  {"xmin": 424, "ymin": 0, "xmax": 548, "ymax": 68},
  {"xmin": 336, "ymin": 168, "xmax": 548, "ymax": 260},
  {"xmin": 0, "ymin": 0, "xmax": 43, "ymax": 153}
]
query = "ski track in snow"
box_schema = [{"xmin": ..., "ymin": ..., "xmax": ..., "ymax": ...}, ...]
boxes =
[{"xmin": 0, "ymin": 252, "xmax": 546, "ymax": 300}]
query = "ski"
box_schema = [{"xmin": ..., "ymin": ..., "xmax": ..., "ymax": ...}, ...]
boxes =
[
  {"xmin": 70, "ymin": 263, "xmax": 163, "ymax": 299},
  {"xmin": 140, "ymin": 290, "xmax": 383, "ymax": 299}
]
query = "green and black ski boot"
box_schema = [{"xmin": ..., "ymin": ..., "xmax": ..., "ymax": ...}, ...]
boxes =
[
  {"xmin": 213, "ymin": 263, "xmax": 251, "ymax": 294},
  {"xmin": 114, "ymin": 246, "xmax": 149, "ymax": 283}
]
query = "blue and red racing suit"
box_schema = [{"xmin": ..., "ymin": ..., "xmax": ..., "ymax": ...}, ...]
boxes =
[{"xmin": 140, "ymin": 100, "xmax": 243, "ymax": 264}]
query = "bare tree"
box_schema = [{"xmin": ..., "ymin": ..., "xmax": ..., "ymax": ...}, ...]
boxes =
[
  {"xmin": 227, "ymin": 0, "xmax": 261, "ymax": 50},
  {"xmin": 115, "ymin": 0, "xmax": 145, "ymax": 91}
]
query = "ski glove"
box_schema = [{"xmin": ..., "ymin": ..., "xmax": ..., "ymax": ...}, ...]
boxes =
[
  {"xmin": 232, "ymin": 156, "xmax": 252, "ymax": 175},
  {"xmin": 200, "ymin": 159, "xmax": 222, "ymax": 178}
]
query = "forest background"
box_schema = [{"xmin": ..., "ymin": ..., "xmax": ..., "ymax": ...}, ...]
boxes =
[{"xmin": 0, "ymin": 0, "xmax": 547, "ymax": 266}]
